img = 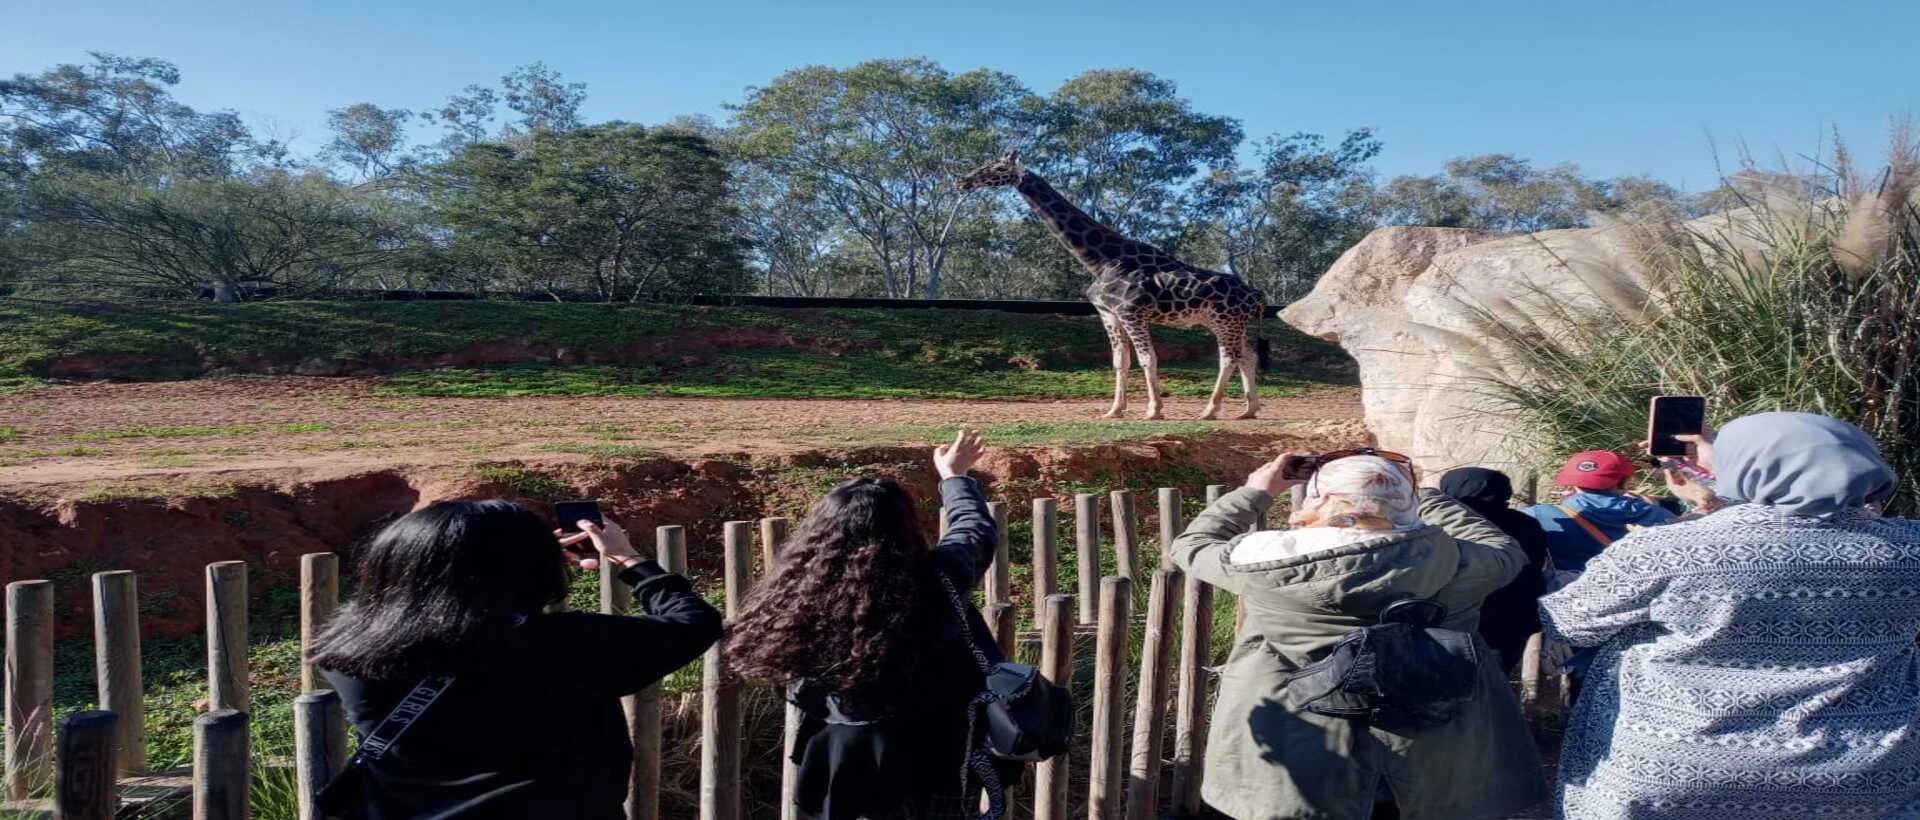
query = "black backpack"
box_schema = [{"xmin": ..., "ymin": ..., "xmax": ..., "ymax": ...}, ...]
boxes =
[
  {"xmin": 1282, "ymin": 598, "xmax": 1481, "ymax": 734},
  {"xmin": 937, "ymin": 574, "xmax": 1074, "ymax": 762}
]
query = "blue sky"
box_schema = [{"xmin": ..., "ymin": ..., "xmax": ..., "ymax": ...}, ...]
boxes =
[{"xmin": 7, "ymin": 0, "xmax": 1915, "ymax": 190}]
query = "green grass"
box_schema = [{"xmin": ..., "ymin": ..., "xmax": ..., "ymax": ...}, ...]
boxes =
[
  {"xmin": 0, "ymin": 299, "xmax": 1352, "ymax": 401},
  {"xmin": 63, "ymin": 425, "xmax": 256, "ymax": 442},
  {"xmin": 0, "ymin": 425, "xmax": 20, "ymax": 443},
  {"xmin": 469, "ymin": 464, "xmax": 570, "ymax": 498},
  {"xmin": 537, "ymin": 442, "xmax": 663, "ymax": 459},
  {"xmin": 371, "ymin": 354, "xmax": 1330, "ymax": 401}
]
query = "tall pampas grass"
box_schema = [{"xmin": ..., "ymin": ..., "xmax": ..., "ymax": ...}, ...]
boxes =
[{"xmin": 1486, "ymin": 125, "xmax": 1920, "ymax": 513}]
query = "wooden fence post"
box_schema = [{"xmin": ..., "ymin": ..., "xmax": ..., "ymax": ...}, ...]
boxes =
[
  {"xmin": 701, "ymin": 523, "xmax": 751, "ymax": 820},
  {"xmin": 763, "ymin": 519, "xmax": 804, "ymax": 820},
  {"xmin": 1110, "ymin": 490, "xmax": 1139, "ymax": 582},
  {"xmin": 1157, "ymin": 488, "xmax": 1183, "ymax": 568},
  {"xmin": 1171, "ymin": 567, "xmax": 1216, "ymax": 818},
  {"xmin": 987, "ymin": 602, "xmax": 1017, "ymax": 659},
  {"xmin": 1090, "ymin": 576, "xmax": 1133, "ymax": 820},
  {"xmin": 986, "ymin": 502, "xmax": 1011, "ymax": 607},
  {"xmin": 1204, "ymin": 485, "xmax": 1226, "ymax": 505},
  {"xmin": 205, "ymin": 561, "xmax": 248, "ymax": 714},
  {"xmin": 295, "ymin": 691, "xmax": 346, "ymax": 820},
  {"xmin": 630, "ymin": 525, "xmax": 687, "ymax": 820},
  {"xmin": 5, "ymin": 579, "xmax": 54, "ymax": 802},
  {"xmin": 1034, "ymin": 594, "xmax": 1075, "ymax": 820},
  {"xmin": 1519, "ymin": 632, "xmax": 1544, "ymax": 711},
  {"xmin": 54, "ymin": 710, "xmax": 118, "ymax": 820},
  {"xmin": 1074, "ymin": 494, "xmax": 1101, "ymax": 625},
  {"xmin": 192, "ymin": 709, "xmax": 248, "ymax": 820},
  {"xmin": 1126, "ymin": 569, "xmax": 1183, "ymax": 820},
  {"xmin": 92, "ymin": 571, "xmax": 145, "ymax": 775},
  {"xmin": 1032, "ymin": 498, "xmax": 1059, "ymax": 619},
  {"xmin": 760, "ymin": 517, "xmax": 790, "ymax": 580},
  {"xmin": 299, "ymin": 553, "xmax": 339, "ymax": 693}
]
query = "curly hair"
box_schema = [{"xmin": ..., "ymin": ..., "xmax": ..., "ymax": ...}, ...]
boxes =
[{"xmin": 728, "ymin": 478, "xmax": 945, "ymax": 706}]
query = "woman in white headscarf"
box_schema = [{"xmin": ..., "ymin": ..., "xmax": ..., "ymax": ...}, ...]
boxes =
[
  {"xmin": 1170, "ymin": 452, "xmax": 1547, "ymax": 820},
  {"xmin": 1542, "ymin": 412, "xmax": 1920, "ymax": 820}
]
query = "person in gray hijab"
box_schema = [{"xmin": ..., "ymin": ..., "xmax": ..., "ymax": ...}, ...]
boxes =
[{"xmin": 1541, "ymin": 412, "xmax": 1920, "ymax": 820}]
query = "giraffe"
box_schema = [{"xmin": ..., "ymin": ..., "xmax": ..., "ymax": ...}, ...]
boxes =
[{"xmin": 957, "ymin": 151, "xmax": 1266, "ymax": 420}]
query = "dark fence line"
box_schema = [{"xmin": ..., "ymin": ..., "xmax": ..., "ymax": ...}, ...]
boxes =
[{"xmin": 141, "ymin": 287, "xmax": 1291, "ymax": 319}]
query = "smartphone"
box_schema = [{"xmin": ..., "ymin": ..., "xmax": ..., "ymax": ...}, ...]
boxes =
[
  {"xmin": 1647, "ymin": 396, "xmax": 1706, "ymax": 457},
  {"xmin": 1280, "ymin": 454, "xmax": 1321, "ymax": 481},
  {"xmin": 553, "ymin": 500, "xmax": 605, "ymax": 535}
]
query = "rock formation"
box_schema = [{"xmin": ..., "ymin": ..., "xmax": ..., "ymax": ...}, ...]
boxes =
[{"xmin": 1282, "ymin": 211, "xmax": 1770, "ymax": 481}]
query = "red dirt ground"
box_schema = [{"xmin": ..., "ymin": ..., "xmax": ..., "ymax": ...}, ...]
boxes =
[{"xmin": 0, "ymin": 378, "xmax": 1365, "ymax": 489}]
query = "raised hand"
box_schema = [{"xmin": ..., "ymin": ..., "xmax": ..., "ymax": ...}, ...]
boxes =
[{"xmin": 934, "ymin": 428, "xmax": 987, "ymax": 480}]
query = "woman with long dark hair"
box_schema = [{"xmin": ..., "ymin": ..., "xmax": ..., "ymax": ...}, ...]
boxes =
[
  {"xmin": 730, "ymin": 430, "xmax": 1008, "ymax": 820},
  {"xmin": 312, "ymin": 499, "xmax": 721, "ymax": 819}
]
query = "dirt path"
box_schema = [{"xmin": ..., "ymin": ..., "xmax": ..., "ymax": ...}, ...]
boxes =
[{"xmin": 0, "ymin": 379, "xmax": 1364, "ymax": 488}]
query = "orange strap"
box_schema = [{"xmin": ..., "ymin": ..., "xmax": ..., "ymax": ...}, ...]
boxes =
[{"xmin": 1557, "ymin": 504, "xmax": 1615, "ymax": 548}]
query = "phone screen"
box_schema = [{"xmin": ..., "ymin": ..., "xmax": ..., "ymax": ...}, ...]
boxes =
[
  {"xmin": 1648, "ymin": 396, "xmax": 1706, "ymax": 457},
  {"xmin": 553, "ymin": 500, "xmax": 605, "ymax": 535}
]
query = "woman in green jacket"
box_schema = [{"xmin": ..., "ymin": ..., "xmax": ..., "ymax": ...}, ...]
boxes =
[{"xmin": 1170, "ymin": 451, "xmax": 1547, "ymax": 820}]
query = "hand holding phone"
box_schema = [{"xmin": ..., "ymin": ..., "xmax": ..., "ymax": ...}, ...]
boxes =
[
  {"xmin": 1280, "ymin": 454, "xmax": 1321, "ymax": 481},
  {"xmin": 1647, "ymin": 396, "xmax": 1707, "ymax": 458},
  {"xmin": 554, "ymin": 500, "xmax": 606, "ymax": 555}
]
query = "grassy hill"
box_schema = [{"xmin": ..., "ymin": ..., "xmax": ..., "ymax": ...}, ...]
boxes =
[{"xmin": 0, "ymin": 299, "xmax": 1353, "ymax": 399}]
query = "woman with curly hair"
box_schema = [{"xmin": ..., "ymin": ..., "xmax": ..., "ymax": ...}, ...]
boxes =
[{"xmin": 730, "ymin": 429, "xmax": 1008, "ymax": 820}]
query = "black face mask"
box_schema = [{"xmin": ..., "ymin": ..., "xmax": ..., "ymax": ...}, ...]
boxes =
[{"xmin": 1438, "ymin": 467, "xmax": 1514, "ymax": 513}]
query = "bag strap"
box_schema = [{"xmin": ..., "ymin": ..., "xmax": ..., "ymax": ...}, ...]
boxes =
[
  {"xmin": 354, "ymin": 675, "xmax": 456, "ymax": 762},
  {"xmin": 936, "ymin": 573, "xmax": 993, "ymax": 676},
  {"xmin": 1556, "ymin": 504, "xmax": 1615, "ymax": 549}
]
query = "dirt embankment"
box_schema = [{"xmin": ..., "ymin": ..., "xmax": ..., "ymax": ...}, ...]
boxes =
[{"xmin": 1, "ymin": 426, "xmax": 1370, "ymax": 639}]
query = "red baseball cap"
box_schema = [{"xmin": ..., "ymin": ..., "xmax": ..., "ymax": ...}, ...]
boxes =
[{"xmin": 1553, "ymin": 451, "xmax": 1636, "ymax": 491}]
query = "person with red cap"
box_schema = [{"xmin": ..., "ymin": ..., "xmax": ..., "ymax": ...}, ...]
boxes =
[{"xmin": 1524, "ymin": 450, "xmax": 1678, "ymax": 589}]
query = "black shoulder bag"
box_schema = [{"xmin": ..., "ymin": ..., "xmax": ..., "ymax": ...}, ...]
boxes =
[
  {"xmin": 937, "ymin": 574, "xmax": 1074, "ymax": 762},
  {"xmin": 315, "ymin": 675, "xmax": 456, "ymax": 819},
  {"xmin": 1281, "ymin": 598, "xmax": 1480, "ymax": 735}
]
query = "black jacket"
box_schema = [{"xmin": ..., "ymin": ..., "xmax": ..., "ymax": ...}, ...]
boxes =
[
  {"xmin": 324, "ymin": 561, "xmax": 722, "ymax": 820},
  {"xmin": 789, "ymin": 476, "xmax": 1004, "ymax": 820},
  {"xmin": 1437, "ymin": 467, "xmax": 1548, "ymax": 673}
]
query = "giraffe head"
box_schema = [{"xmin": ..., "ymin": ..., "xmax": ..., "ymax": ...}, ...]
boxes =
[{"xmin": 956, "ymin": 151, "xmax": 1026, "ymax": 191}]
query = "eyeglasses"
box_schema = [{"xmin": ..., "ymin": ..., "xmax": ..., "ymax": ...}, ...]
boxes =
[{"xmin": 1306, "ymin": 447, "xmax": 1417, "ymax": 481}]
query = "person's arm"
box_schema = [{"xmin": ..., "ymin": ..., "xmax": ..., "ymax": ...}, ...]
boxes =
[
  {"xmin": 1419, "ymin": 489, "xmax": 1524, "ymax": 591},
  {"xmin": 932, "ymin": 475, "xmax": 996, "ymax": 590},
  {"xmin": 1168, "ymin": 487, "xmax": 1269, "ymax": 593},
  {"xmin": 1539, "ymin": 539, "xmax": 1667, "ymax": 649},
  {"xmin": 1169, "ymin": 453, "xmax": 1300, "ymax": 593},
  {"xmin": 927, "ymin": 429, "xmax": 995, "ymax": 590},
  {"xmin": 551, "ymin": 519, "xmax": 723, "ymax": 696}
]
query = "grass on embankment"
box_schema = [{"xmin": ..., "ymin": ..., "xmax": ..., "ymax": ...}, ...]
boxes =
[{"xmin": 0, "ymin": 299, "xmax": 1350, "ymax": 400}]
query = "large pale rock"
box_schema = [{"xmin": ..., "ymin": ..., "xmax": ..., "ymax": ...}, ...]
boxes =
[{"xmin": 1282, "ymin": 213, "xmax": 1767, "ymax": 481}]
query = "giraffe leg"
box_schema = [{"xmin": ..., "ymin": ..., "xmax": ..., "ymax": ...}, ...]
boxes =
[
  {"xmin": 1099, "ymin": 313, "xmax": 1131, "ymax": 419},
  {"xmin": 1200, "ymin": 342, "xmax": 1234, "ymax": 421},
  {"xmin": 1235, "ymin": 333, "xmax": 1261, "ymax": 420},
  {"xmin": 1119, "ymin": 318, "xmax": 1165, "ymax": 420}
]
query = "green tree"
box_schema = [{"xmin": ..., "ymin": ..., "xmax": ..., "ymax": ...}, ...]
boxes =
[
  {"xmin": 322, "ymin": 103, "xmax": 416, "ymax": 181},
  {"xmin": 17, "ymin": 170, "xmax": 404, "ymax": 300},
  {"xmin": 433, "ymin": 123, "xmax": 747, "ymax": 300},
  {"xmin": 1023, "ymin": 69, "xmax": 1243, "ymax": 247},
  {"xmin": 1195, "ymin": 129, "xmax": 1382, "ymax": 302},
  {"xmin": 730, "ymin": 58, "xmax": 1029, "ymax": 298},
  {"xmin": 1375, "ymin": 154, "xmax": 1704, "ymax": 231},
  {"xmin": 0, "ymin": 53, "xmax": 266, "ymax": 182},
  {"xmin": 500, "ymin": 62, "xmax": 587, "ymax": 134}
]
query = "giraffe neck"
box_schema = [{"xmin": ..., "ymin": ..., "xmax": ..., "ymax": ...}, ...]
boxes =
[{"xmin": 1015, "ymin": 172, "xmax": 1146, "ymax": 269}]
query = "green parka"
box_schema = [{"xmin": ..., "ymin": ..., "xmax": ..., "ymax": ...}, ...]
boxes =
[{"xmin": 1169, "ymin": 487, "xmax": 1548, "ymax": 820}]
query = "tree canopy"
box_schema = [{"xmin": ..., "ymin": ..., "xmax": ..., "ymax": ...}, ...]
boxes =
[{"xmin": 0, "ymin": 52, "xmax": 1720, "ymax": 303}]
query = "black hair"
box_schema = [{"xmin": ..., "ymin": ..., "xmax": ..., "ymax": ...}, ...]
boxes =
[{"xmin": 310, "ymin": 499, "xmax": 569, "ymax": 680}]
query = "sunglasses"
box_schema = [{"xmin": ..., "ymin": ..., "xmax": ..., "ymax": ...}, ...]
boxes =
[{"xmin": 1285, "ymin": 447, "xmax": 1417, "ymax": 480}]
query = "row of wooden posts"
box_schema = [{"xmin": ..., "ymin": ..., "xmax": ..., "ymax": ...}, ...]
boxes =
[{"xmin": 3, "ymin": 484, "xmax": 1559, "ymax": 819}]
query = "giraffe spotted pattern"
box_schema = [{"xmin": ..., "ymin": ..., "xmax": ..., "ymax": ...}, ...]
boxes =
[{"xmin": 958, "ymin": 152, "xmax": 1267, "ymax": 420}]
